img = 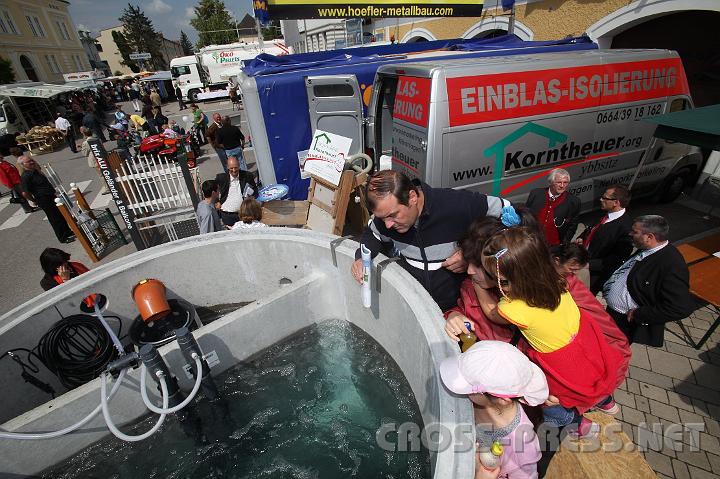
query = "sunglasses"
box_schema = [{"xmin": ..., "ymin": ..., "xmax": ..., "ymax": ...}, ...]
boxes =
[{"xmin": 600, "ymin": 195, "xmax": 617, "ymax": 201}]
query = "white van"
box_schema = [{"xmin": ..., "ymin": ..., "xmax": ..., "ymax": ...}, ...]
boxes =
[{"xmin": 316, "ymin": 49, "xmax": 703, "ymax": 207}]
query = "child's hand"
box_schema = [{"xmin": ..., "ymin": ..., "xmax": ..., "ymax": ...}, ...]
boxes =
[
  {"xmin": 544, "ymin": 394, "xmax": 560, "ymax": 407},
  {"xmin": 475, "ymin": 451, "xmax": 501, "ymax": 479},
  {"xmin": 445, "ymin": 313, "xmax": 472, "ymax": 342}
]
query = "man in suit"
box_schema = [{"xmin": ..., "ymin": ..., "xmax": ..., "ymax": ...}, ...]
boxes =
[
  {"xmin": 603, "ymin": 215, "xmax": 695, "ymax": 347},
  {"xmin": 214, "ymin": 156, "xmax": 258, "ymax": 227},
  {"xmin": 526, "ymin": 168, "xmax": 580, "ymax": 246},
  {"xmin": 577, "ymin": 185, "xmax": 633, "ymax": 294}
]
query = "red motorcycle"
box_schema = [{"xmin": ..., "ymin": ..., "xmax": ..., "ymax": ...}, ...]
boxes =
[{"xmin": 139, "ymin": 133, "xmax": 198, "ymax": 168}]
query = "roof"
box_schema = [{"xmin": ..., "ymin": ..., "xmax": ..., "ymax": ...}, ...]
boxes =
[
  {"xmin": 645, "ymin": 104, "xmax": 720, "ymax": 150},
  {"xmin": 0, "ymin": 82, "xmax": 88, "ymax": 99},
  {"xmin": 140, "ymin": 71, "xmax": 172, "ymax": 82}
]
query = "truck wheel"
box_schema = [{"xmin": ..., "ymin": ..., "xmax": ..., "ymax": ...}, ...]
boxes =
[
  {"xmin": 188, "ymin": 89, "xmax": 200, "ymax": 102},
  {"xmin": 657, "ymin": 171, "xmax": 688, "ymax": 203}
]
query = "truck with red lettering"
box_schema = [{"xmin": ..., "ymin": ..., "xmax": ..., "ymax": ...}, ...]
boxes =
[{"xmin": 365, "ymin": 49, "xmax": 702, "ymax": 207}]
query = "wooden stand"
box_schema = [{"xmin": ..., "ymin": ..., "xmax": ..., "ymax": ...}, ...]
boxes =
[
  {"xmin": 56, "ymin": 199, "xmax": 100, "ymax": 262},
  {"xmin": 262, "ymin": 170, "xmax": 369, "ymax": 235},
  {"xmin": 306, "ymin": 170, "xmax": 368, "ymax": 235}
]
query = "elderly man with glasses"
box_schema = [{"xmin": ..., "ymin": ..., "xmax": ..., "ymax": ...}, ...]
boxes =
[
  {"xmin": 576, "ymin": 184, "xmax": 633, "ymax": 294},
  {"xmin": 213, "ymin": 156, "xmax": 258, "ymax": 227}
]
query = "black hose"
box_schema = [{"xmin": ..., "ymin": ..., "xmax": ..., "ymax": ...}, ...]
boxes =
[{"xmin": 33, "ymin": 315, "xmax": 119, "ymax": 389}]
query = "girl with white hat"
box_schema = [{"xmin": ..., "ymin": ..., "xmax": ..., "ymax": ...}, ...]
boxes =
[{"xmin": 440, "ymin": 341, "xmax": 549, "ymax": 479}]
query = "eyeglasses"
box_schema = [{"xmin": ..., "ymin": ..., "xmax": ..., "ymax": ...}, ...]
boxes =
[
  {"xmin": 600, "ymin": 196, "xmax": 617, "ymax": 201},
  {"xmin": 228, "ymin": 167, "xmax": 240, "ymax": 171}
]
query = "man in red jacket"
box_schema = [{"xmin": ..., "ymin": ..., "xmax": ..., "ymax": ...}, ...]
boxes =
[{"xmin": 0, "ymin": 154, "xmax": 36, "ymax": 213}]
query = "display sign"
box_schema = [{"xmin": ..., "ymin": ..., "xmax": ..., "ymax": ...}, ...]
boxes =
[
  {"xmin": 447, "ymin": 58, "xmax": 689, "ymax": 127},
  {"xmin": 266, "ymin": 0, "xmax": 483, "ymax": 19},
  {"xmin": 63, "ymin": 70, "xmax": 104, "ymax": 82},
  {"xmin": 394, "ymin": 76, "xmax": 431, "ymax": 127},
  {"xmin": 87, "ymin": 138, "xmax": 143, "ymax": 248},
  {"xmin": 129, "ymin": 52, "xmax": 152, "ymax": 60},
  {"xmin": 303, "ymin": 130, "xmax": 352, "ymax": 186}
]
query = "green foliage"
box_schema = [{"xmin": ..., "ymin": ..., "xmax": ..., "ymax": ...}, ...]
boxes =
[
  {"xmin": 0, "ymin": 56, "xmax": 15, "ymax": 84},
  {"xmin": 119, "ymin": 3, "xmax": 167, "ymax": 70},
  {"xmin": 261, "ymin": 20, "xmax": 282, "ymax": 41},
  {"xmin": 190, "ymin": 0, "xmax": 236, "ymax": 48},
  {"xmin": 112, "ymin": 30, "xmax": 140, "ymax": 73},
  {"xmin": 180, "ymin": 30, "xmax": 194, "ymax": 55}
]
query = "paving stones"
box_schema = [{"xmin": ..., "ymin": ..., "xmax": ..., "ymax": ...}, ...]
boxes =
[{"xmin": 603, "ymin": 306, "xmax": 720, "ymax": 477}]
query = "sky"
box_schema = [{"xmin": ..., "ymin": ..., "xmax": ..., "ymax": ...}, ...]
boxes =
[{"xmin": 69, "ymin": 0, "xmax": 254, "ymax": 43}]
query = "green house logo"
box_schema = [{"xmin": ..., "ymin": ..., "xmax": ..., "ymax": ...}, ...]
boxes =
[{"xmin": 483, "ymin": 122, "xmax": 567, "ymax": 195}]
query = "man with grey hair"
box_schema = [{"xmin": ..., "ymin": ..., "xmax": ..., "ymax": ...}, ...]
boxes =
[
  {"xmin": 526, "ymin": 168, "xmax": 580, "ymax": 245},
  {"xmin": 602, "ymin": 215, "xmax": 695, "ymax": 347}
]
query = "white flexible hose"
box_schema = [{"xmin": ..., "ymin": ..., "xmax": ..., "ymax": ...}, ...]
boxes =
[
  {"xmin": 140, "ymin": 355, "xmax": 203, "ymax": 414},
  {"xmin": 94, "ymin": 302, "xmax": 125, "ymax": 355},
  {"xmin": 101, "ymin": 370, "xmax": 168, "ymax": 442},
  {"xmin": 0, "ymin": 368, "xmax": 128, "ymax": 440}
]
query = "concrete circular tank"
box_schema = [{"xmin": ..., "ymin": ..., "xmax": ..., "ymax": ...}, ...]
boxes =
[{"xmin": 0, "ymin": 229, "xmax": 473, "ymax": 477}]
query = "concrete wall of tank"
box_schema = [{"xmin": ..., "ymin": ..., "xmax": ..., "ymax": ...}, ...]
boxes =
[{"xmin": 0, "ymin": 229, "xmax": 473, "ymax": 478}]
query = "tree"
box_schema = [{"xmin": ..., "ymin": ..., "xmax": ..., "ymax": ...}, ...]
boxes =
[
  {"xmin": 261, "ymin": 19, "xmax": 282, "ymax": 41},
  {"xmin": 180, "ymin": 30, "xmax": 194, "ymax": 55},
  {"xmin": 0, "ymin": 56, "xmax": 15, "ymax": 84},
  {"xmin": 119, "ymin": 4, "xmax": 167, "ymax": 70},
  {"xmin": 112, "ymin": 30, "xmax": 140, "ymax": 73},
  {"xmin": 190, "ymin": 0, "xmax": 236, "ymax": 48}
]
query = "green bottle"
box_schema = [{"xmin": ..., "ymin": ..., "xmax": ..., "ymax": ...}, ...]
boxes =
[{"xmin": 460, "ymin": 321, "xmax": 477, "ymax": 352}]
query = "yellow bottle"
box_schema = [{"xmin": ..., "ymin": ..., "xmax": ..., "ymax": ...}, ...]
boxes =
[{"xmin": 460, "ymin": 321, "xmax": 477, "ymax": 352}]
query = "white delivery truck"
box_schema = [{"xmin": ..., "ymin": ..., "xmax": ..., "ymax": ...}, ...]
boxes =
[
  {"xmin": 320, "ymin": 49, "xmax": 702, "ymax": 207},
  {"xmin": 171, "ymin": 41, "xmax": 289, "ymax": 102}
]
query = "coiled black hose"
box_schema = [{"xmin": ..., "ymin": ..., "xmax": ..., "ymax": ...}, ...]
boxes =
[{"xmin": 34, "ymin": 314, "xmax": 119, "ymax": 389}]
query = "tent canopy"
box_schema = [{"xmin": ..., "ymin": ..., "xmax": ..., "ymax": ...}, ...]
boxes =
[
  {"xmin": 0, "ymin": 82, "xmax": 87, "ymax": 99},
  {"xmin": 645, "ymin": 104, "xmax": 720, "ymax": 150},
  {"xmin": 140, "ymin": 71, "xmax": 172, "ymax": 82}
]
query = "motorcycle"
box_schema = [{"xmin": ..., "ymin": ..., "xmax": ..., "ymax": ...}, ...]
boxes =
[{"xmin": 138, "ymin": 132, "xmax": 201, "ymax": 168}]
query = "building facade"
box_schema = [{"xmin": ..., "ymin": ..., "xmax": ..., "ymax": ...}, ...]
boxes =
[
  {"xmin": 96, "ymin": 26, "xmax": 183, "ymax": 75},
  {"xmin": 0, "ymin": 0, "xmax": 89, "ymax": 83},
  {"xmin": 78, "ymin": 29, "xmax": 110, "ymax": 76},
  {"xmin": 159, "ymin": 36, "xmax": 183, "ymax": 69}
]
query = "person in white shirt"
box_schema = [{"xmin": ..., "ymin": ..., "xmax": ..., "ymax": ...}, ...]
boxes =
[
  {"xmin": 232, "ymin": 197, "xmax": 267, "ymax": 230},
  {"xmin": 55, "ymin": 113, "xmax": 77, "ymax": 153},
  {"xmin": 214, "ymin": 156, "xmax": 258, "ymax": 227}
]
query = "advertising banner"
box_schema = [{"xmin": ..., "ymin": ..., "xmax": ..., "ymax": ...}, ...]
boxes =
[
  {"xmin": 266, "ymin": 0, "xmax": 483, "ymax": 19},
  {"xmin": 304, "ymin": 130, "xmax": 353, "ymax": 186},
  {"xmin": 447, "ymin": 58, "xmax": 689, "ymax": 127}
]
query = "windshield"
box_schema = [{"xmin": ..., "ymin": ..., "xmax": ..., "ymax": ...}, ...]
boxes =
[{"xmin": 171, "ymin": 65, "xmax": 191, "ymax": 78}]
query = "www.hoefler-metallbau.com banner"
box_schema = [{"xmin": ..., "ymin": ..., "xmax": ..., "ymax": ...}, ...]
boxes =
[{"xmin": 263, "ymin": 0, "xmax": 484, "ymax": 19}]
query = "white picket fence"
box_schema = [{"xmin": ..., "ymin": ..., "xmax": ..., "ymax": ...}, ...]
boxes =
[{"xmin": 114, "ymin": 152, "xmax": 194, "ymax": 215}]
